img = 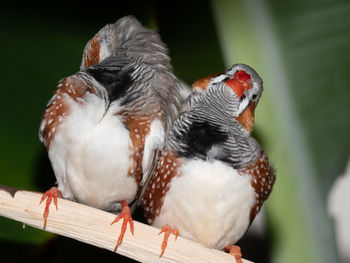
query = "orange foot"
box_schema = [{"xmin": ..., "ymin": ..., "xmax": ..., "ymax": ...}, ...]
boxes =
[
  {"xmin": 158, "ymin": 224, "xmax": 179, "ymax": 258},
  {"xmin": 224, "ymin": 244, "xmax": 242, "ymax": 263},
  {"xmin": 39, "ymin": 187, "xmax": 62, "ymax": 229},
  {"xmin": 110, "ymin": 200, "xmax": 134, "ymax": 252}
]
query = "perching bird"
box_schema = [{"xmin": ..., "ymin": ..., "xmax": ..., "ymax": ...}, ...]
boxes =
[
  {"xmin": 39, "ymin": 16, "xmax": 181, "ymax": 251},
  {"xmin": 140, "ymin": 64, "xmax": 275, "ymax": 261}
]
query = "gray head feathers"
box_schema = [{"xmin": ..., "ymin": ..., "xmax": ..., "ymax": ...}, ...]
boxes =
[
  {"xmin": 80, "ymin": 16, "xmax": 172, "ymax": 71},
  {"xmin": 187, "ymin": 64, "xmax": 263, "ymax": 117},
  {"xmin": 167, "ymin": 81, "xmax": 262, "ymax": 169},
  {"xmin": 79, "ymin": 16, "xmax": 181, "ymax": 130}
]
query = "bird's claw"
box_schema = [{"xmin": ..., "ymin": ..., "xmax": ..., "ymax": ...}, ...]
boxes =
[
  {"xmin": 224, "ymin": 244, "xmax": 242, "ymax": 263},
  {"xmin": 158, "ymin": 224, "xmax": 179, "ymax": 258},
  {"xmin": 111, "ymin": 200, "xmax": 134, "ymax": 252},
  {"xmin": 39, "ymin": 187, "xmax": 62, "ymax": 229}
]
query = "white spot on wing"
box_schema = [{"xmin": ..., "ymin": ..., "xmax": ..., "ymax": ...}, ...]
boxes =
[{"xmin": 141, "ymin": 119, "xmax": 165, "ymax": 185}]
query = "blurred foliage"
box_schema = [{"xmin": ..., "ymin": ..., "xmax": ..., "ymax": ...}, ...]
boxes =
[
  {"xmin": 0, "ymin": 0, "xmax": 349, "ymax": 262},
  {"xmin": 212, "ymin": 0, "xmax": 350, "ymax": 263}
]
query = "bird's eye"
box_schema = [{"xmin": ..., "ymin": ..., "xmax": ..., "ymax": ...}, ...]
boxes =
[{"xmin": 252, "ymin": 94, "xmax": 257, "ymax": 100}]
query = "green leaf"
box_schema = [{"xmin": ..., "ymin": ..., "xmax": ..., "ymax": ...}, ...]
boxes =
[{"xmin": 212, "ymin": 0, "xmax": 350, "ymax": 262}]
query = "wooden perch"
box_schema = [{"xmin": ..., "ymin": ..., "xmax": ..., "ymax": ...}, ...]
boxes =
[{"xmin": 0, "ymin": 186, "xmax": 252, "ymax": 263}]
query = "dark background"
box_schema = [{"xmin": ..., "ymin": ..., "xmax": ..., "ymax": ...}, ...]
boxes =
[{"xmin": 1, "ymin": 0, "xmax": 349, "ymax": 262}]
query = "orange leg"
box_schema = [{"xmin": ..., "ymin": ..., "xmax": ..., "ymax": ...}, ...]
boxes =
[
  {"xmin": 39, "ymin": 187, "xmax": 62, "ymax": 229},
  {"xmin": 158, "ymin": 224, "xmax": 179, "ymax": 258},
  {"xmin": 224, "ymin": 244, "xmax": 242, "ymax": 263},
  {"xmin": 110, "ymin": 200, "xmax": 134, "ymax": 252}
]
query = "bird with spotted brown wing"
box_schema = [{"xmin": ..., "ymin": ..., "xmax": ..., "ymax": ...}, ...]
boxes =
[
  {"xmin": 140, "ymin": 64, "xmax": 276, "ymax": 262},
  {"xmin": 38, "ymin": 16, "xmax": 181, "ymax": 251}
]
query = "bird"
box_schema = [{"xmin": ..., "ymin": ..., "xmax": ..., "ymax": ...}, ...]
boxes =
[
  {"xmin": 189, "ymin": 67, "xmax": 256, "ymax": 133},
  {"xmin": 140, "ymin": 64, "xmax": 276, "ymax": 262},
  {"xmin": 38, "ymin": 15, "xmax": 181, "ymax": 251}
]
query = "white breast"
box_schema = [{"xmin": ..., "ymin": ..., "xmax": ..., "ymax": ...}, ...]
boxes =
[
  {"xmin": 48, "ymin": 93, "xmax": 137, "ymax": 211},
  {"xmin": 153, "ymin": 159, "xmax": 256, "ymax": 250}
]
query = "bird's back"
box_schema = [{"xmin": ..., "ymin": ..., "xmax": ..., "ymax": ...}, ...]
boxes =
[{"xmin": 39, "ymin": 16, "xmax": 181, "ymax": 211}]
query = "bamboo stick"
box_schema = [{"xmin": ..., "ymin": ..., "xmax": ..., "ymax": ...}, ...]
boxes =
[{"xmin": 0, "ymin": 186, "xmax": 252, "ymax": 263}]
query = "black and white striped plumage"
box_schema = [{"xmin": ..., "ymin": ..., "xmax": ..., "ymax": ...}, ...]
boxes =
[
  {"xmin": 141, "ymin": 64, "xmax": 275, "ymax": 257},
  {"xmin": 168, "ymin": 83, "xmax": 261, "ymax": 168}
]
